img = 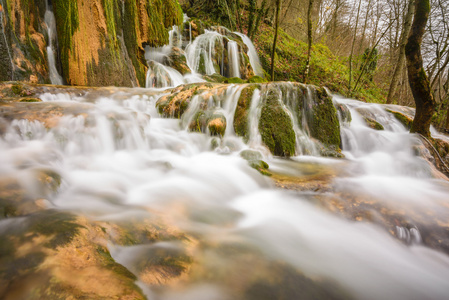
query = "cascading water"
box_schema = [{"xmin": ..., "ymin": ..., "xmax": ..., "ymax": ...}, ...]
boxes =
[
  {"xmin": 144, "ymin": 25, "xmax": 203, "ymax": 89},
  {"xmin": 2, "ymin": 84, "xmax": 449, "ymax": 299},
  {"xmin": 44, "ymin": 2, "xmax": 63, "ymax": 85},
  {"xmin": 234, "ymin": 32, "xmax": 264, "ymax": 77},
  {"xmin": 227, "ymin": 40, "xmax": 241, "ymax": 78}
]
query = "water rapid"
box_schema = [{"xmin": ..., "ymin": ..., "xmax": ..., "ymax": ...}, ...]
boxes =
[{"xmin": 2, "ymin": 85, "xmax": 449, "ymax": 299}]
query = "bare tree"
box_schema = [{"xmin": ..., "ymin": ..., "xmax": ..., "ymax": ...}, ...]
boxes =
[
  {"xmin": 271, "ymin": 0, "xmax": 282, "ymax": 81},
  {"xmin": 406, "ymin": 0, "xmax": 436, "ymax": 137},
  {"xmin": 386, "ymin": 0, "xmax": 415, "ymax": 104}
]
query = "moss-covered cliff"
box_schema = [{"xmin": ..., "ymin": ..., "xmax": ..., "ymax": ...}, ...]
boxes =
[
  {"xmin": 0, "ymin": 0, "xmax": 183, "ymax": 87},
  {"xmin": 0, "ymin": 0, "xmax": 49, "ymax": 83},
  {"xmin": 52, "ymin": 0, "xmax": 183, "ymax": 86}
]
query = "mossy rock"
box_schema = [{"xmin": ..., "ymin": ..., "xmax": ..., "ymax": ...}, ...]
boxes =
[
  {"xmin": 307, "ymin": 87, "xmax": 341, "ymax": 149},
  {"xmin": 234, "ymin": 85, "xmax": 258, "ymax": 142},
  {"xmin": 203, "ymin": 73, "xmax": 228, "ymax": 83},
  {"xmin": 225, "ymin": 77, "xmax": 245, "ymax": 84},
  {"xmin": 168, "ymin": 47, "xmax": 192, "ymax": 75},
  {"xmin": 240, "ymin": 150, "xmax": 271, "ymax": 176},
  {"xmin": 190, "ymin": 110, "xmax": 226, "ymax": 137},
  {"xmin": 363, "ymin": 117, "xmax": 384, "ymax": 130},
  {"xmin": 207, "ymin": 113, "xmax": 227, "ymax": 136},
  {"xmin": 334, "ymin": 102, "xmax": 352, "ymax": 124},
  {"xmin": 20, "ymin": 98, "xmax": 42, "ymax": 102},
  {"xmin": 259, "ymin": 87, "xmax": 296, "ymax": 157},
  {"xmin": 386, "ymin": 109, "xmax": 413, "ymax": 129},
  {"xmin": 248, "ymin": 76, "xmax": 266, "ymax": 83}
]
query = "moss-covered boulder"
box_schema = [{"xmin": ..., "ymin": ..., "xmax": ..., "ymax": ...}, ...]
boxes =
[
  {"xmin": 307, "ymin": 87, "xmax": 341, "ymax": 149},
  {"xmin": 259, "ymin": 87, "xmax": 296, "ymax": 157},
  {"xmin": 168, "ymin": 47, "xmax": 192, "ymax": 75},
  {"xmin": 189, "ymin": 110, "xmax": 227, "ymax": 137}
]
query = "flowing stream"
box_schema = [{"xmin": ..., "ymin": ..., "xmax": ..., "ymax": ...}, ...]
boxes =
[{"xmin": 2, "ymin": 86, "xmax": 449, "ymax": 299}]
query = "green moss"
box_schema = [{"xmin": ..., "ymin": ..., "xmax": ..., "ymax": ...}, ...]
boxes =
[
  {"xmin": 234, "ymin": 84, "xmax": 258, "ymax": 142},
  {"xmin": 20, "ymin": 98, "xmax": 42, "ymax": 102},
  {"xmin": 308, "ymin": 87, "xmax": 341, "ymax": 148},
  {"xmin": 225, "ymin": 77, "xmax": 245, "ymax": 84},
  {"xmin": 11, "ymin": 84, "xmax": 23, "ymax": 95},
  {"xmin": 259, "ymin": 87, "xmax": 296, "ymax": 157},
  {"xmin": 96, "ymin": 246, "xmax": 137, "ymax": 280},
  {"xmin": 207, "ymin": 113, "xmax": 226, "ymax": 136},
  {"xmin": 386, "ymin": 109, "xmax": 413, "ymax": 129},
  {"xmin": 364, "ymin": 117, "xmax": 384, "ymax": 130},
  {"xmin": 248, "ymin": 76, "xmax": 266, "ymax": 83},
  {"xmin": 26, "ymin": 210, "xmax": 84, "ymax": 249},
  {"xmin": 53, "ymin": 0, "xmax": 79, "ymax": 79}
]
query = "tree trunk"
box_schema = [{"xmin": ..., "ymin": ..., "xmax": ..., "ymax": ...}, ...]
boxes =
[
  {"xmin": 405, "ymin": 0, "xmax": 436, "ymax": 138},
  {"xmin": 304, "ymin": 0, "xmax": 314, "ymax": 83},
  {"xmin": 270, "ymin": 0, "xmax": 282, "ymax": 81},
  {"xmin": 252, "ymin": 0, "xmax": 268, "ymax": 39},
  {"xmin": 386, "ymin": 0, "xmax": 415, "ymax": 104},
  {"xmin": 348, "ymin": 0, "xmax": 362, "ymax": 94}
]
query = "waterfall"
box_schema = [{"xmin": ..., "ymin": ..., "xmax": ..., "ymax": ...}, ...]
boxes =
[
  {"xmin": 227, "ymin": 40, "xmax": 241, "ymax": 78},
  {"xmin": 144, "ymin": 25, "xmax": 204, "ymax": 89},
  {"xmin": 234, "ymin": 32, "xmax": 264, "ymax": 77},
  {"xmin": 185, "ymin": 30, "xmax": 224, "ymax": 76},
  {"xmin": 45, "ymin": 2, "xmax": 63, "ymax": 85},
  {"xmin": 0, "ymin": 0, "xmax": 14, "ymax": 80}
]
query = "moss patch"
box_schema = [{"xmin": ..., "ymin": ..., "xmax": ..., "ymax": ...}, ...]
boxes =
[
  {"xmin": 259, "ymin": 87, "xmax": 296, "ymax": 157},
  {"xmin": 386, "ymin": 109, "xmax": 413, "ymax": 129},
  {"xmin": 307, "ymin": 87, "xmax": 341, "ymax": 149}
]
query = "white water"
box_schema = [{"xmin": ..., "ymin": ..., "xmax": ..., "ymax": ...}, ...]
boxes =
[
  {"xmin": 1, "ymin": 88, "xmax": 449, "ymax": 299},
  {"xmin": 234, "ymin": 32, "xmax": 264, "ymax": 77},
  {"xmin": 44, "ymin": 4, "xmax": 63, "ymax": 85},
  {"xmin": 227, "ymin": 40, "xmax": 241, "ymax": 78},
  {"xmin": 144, "ymin": 26, "xmax": 204, "ymax": 89}
]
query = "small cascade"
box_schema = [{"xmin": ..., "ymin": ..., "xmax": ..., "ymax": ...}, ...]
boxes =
[
  {"xmin": 45, "ymin": 1, "xmax": 63, "ymax": 85},
  {"xmin": 145, "ymin": 60, "xmax": 184, "ymax": 89},
  {"xmin": 227, "ymin": 40, "xmax": 241, "ymax": 78},
  {"xmin": 0, "ymin": 0, "xmax": 14, "ymax": 80},
  {"xmin": 185, "ymin": 30, "xmax": 225, "ymax": 76},
  {"xmin": 234, "ymin": 32, "xmax": 264, "ymax": 77},
  {"xmin": 247, "ymin": 88, "xmax": 263, "ymax": 149},
  {"xmin": 144, "ymin": 24, "xmax": 204, "ymax": 89},
  {"xmin": 169, "ymin": 25, "xmax": 183, "ymax": 49}
]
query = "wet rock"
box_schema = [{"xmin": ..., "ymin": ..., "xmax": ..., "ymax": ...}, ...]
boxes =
[
  {"xmin": 334, "ymin": 102, "xmax": 352, "ymax": 123},
  {"xmin": 167, "ymin": 47, "xmax": 192, "ymax": 75},
  {"xmin": 259, "ymin": 87, "xmax": 296, "ymax": 157},
  {"xmin": 385, "ymin": 108, "xmax": 414, "ymax": 129},
  {"xmin": 307, "ymin": 87, "xmax": 341, "ymax": 149}
]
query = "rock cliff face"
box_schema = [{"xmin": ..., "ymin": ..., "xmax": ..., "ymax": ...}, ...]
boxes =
[
  {"xmin": 0, "ymin": 0, "xmax": 183, "ymax": 86},
  {"xmin": 0, "ymin": 0, "xmax": 48, "ymax": 83}
]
